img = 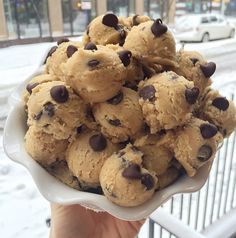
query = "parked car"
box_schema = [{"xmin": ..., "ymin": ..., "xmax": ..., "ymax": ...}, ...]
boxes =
[{"xmin": 173, "ymin": 14, "xmax": 235, "ymax": 42}]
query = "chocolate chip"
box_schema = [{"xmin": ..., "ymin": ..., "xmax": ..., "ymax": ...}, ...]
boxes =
[
  {"xmin": 26, "ymin": 82, "xmax": 39, "ymax": 94},
  {"xmin": 77, "ymin": 126, "xmax": 83, "ymax": 134},
  {"xmin": 197, "ymin": 145, "xmax": 213, "ymax": 162},
  {"xmin": 44, "ymin": 46, "xmax": 58, "ymax": 63},
  {"xmin": 46, "ymin": 218, "xmax": 51, "ymax": 227},
  {"xmin": 108, "ymin": 119, "xmax": 121, "ymax": 126},
  {"xmin": 119, "ymin": 140, "xmax": 130, "ymax": 149},
  {"xmin": 142, "ymin": 65, "xmax": 154, "ymax": 79},
  {"xmin": 185, "ymin": 87, "xmax": 200, "ymax": 104},
  {"xmin": 212, "ymin": 97, "xmax": 229, "ymax": 111},
  {"xmin": 86, "ymin": 107, "xmax": 96, "ymax": 122},
  {"xmin": 33, "ymin": 110, "xmax": 43, "ymax": 120},
  {"xmin": 107, "ymin": 91, "xmax": 124, "ymax": 105},
  {"xmin": 102, "ymin": 13, "xmax": 118, "ymax": 28},
  {"xmin": 50, "ymin": 85, "xmax": 69, "ymax": 103},
  {"xmin": 143, "ymin": 123, "xmax": 150, "ymax": 134},
  {"xmin": 89, "ymin": 134, "xmax": 107, "ymax": 151},
  {"xmin": 190, "ymin": 58, "xmax": 199, "ymax": 66},
  {"xmin": 57, "ymin": 38, "xmax": 69, "ymax": 45},
  {"xmin": 66, "ymin": 45, "xmax": 78, "ymax": 58},
  {"xmin": 122, "ymin": 164, "xmax": 141, "ymax": 179},
  {"xmin": 132, "ymin": 15, "xmax": 139, "ymax": 26},
  {"xmin": 141, "ymin": 174, "xmax": 155, "ymax": 190},
  {"xmin": 139, "ymin": 85, "xmax": 156, "ymax": 100},
  {"xmin": 84, "ymin": 42, "xmax": 97, "ymax": 51},
  {"xmin": 200, "ymin": 123, "xmax": 218, "ymax": 139},
  {"xmin": 43, "ymin": 102, "xmax": 55, "ymax": 117},
  {"xmin": 87, "ymin": 59, "xmax": 100, "ymax": 67},
  {"xmin": 157, "ymin": 129, "xmax": 166, "ymax": 136},
  {"xmin": 151, "ymin": 19, "xmax": 168, "ymax": 37},
  {"xmin": 200, "ymin": 62, "xmax": 216, "ymax": 78},
  {"xmin": 118, "ymin": 50, "xmax": 132, "ymax": 67}
]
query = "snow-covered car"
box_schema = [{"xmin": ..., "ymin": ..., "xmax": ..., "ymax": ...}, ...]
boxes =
[{"xmin": 173, "ymin": 14, "xmax": 235, "ymax": 42}]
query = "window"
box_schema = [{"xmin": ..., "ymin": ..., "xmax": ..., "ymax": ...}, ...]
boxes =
[
  {"xmin": 62, "ymin": 0, "xmax": 97, "ymax": 36},
  {"xmin": 3, "ymin": 0, "xmax": 50, "ymax": 39},
  {"xmin": 210, "ymin": 16, "xmax": 217, "ymax": 22},
  {"xmin": 107, "ymin": 0, "xmax": 135, "ymax": 17},
  {"xmin": 201, "ymin": 17, "xmax": 209, "ymax": 24}
]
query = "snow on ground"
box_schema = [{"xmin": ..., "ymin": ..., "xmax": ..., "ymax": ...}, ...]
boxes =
[
  {"xmin": 0, "ymin": 37, "xmax": 236, "ymax": 238},
  {"xmin": 0, "ymin": 134, "xmax": 50, "ymax": 238}
]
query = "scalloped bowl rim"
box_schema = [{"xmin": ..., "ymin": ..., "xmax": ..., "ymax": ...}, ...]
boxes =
[{"xmin": 3, "ymin": 68, "xmax": 212, "ymax": 221}]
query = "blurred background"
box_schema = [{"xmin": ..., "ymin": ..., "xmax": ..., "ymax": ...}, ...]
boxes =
[{"xmin": 1, "ymin": 1, "xmax": 236, "ymax": 238}]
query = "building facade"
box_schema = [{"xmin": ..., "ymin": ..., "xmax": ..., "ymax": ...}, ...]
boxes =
[{"xmin": 0, "ymin": 0, "xmax": 234, "ymax": 45}]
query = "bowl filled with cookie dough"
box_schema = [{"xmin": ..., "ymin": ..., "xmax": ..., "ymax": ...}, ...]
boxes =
[{"xmin": 3, "ymin": 13, "xmax": 236, "ymax": 221}]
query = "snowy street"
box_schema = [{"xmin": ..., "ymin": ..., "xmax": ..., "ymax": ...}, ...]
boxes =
[{"xmin": 1, "ymin": 37, "xmax": 236, "ymax": 238}]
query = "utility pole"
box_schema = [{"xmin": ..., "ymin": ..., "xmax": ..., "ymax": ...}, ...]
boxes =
[
  {"xmin": 220, "ymin": 0, "xmax": 225, "ymax": 15},
  {"xmin": 209, "ymin": 0, "xmax": 212, "ymax": 13}
]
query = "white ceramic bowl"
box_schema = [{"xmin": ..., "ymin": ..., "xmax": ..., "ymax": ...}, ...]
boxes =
[{"xmin": 3, "ymin": 68, "xmax": 212, "ymax": 221}]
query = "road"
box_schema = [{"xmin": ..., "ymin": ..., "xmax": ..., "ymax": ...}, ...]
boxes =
[{"xmin": 207, "ymin": 45, "xmax": 236, "ymax": 89}]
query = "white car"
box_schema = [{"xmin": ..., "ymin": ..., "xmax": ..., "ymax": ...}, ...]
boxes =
[{"xmin": 173, "ymin": 14, "xmax": 235, "ymax": 42}]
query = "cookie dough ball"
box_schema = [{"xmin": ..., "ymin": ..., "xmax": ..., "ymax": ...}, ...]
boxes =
[
  {"xmin": 119, "ymin": 15, "xmax": 151, "ymax": 29},
  {"xmin": 173, "ymin": 51, "xmax": 215, "ymax": 94},
  {"xmin": 93, "ymin": 87, "xmax": 143, "ymax": 143},
  {"xmin": 62, "ymin": 45, "xmax": 128, "ymax": 103},
  {"xmin": 174, "ymin": 118, "xmax": 223, "ymax": 177},
  {"xmin": 134, "ymin": 131, "xmax": 175, "ymax": 176},
  {"xmin": 25, "ymin": 125, "xmax": 68, "ymax": 165},
  {"xmin": 106, "ymin": 44, "xmax": 144, "ymax": 90},
  {"xmin": 23, "ymin": 73, "xmax": 59, "ymax": 105},
  {"xmin": 46, "ymin": 160, "xmax": 80, "ymax": 190},
  {"xmin": 27, "ymin": 81, "xmax": 87, "ymax": 140},
  {"xmin": 45, "ymin": 40, "xmax": 82, "ymax": 80},
  {"xmin": 156, "ymin": 166, "xmax": 181, "ymax": 190},
  {"xmin": 66, "ymin": 131, "xmax": 118, "ymax": 188},
  {"xmin": 199, "ymin": 89, "xmax": 236, "ymax": 138},
  {"xmin": 139, "ymin": 71, "xmax": 199, "ymax": 133},
  {"xmin": 100, "ymin": 144, "xmax": 157, "ymax": 207},
  {"xmin": 83, "ymin": 13, "xmax": 129, "ymax": 46},
  {"xmin": 124, "ymin": 19, "xmax": 177, "ymax": 68}
]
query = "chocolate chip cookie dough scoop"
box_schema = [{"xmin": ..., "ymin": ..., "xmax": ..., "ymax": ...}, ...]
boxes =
[
  {"xmin": 45, "ymin": 39, "xmax": 82, "ymax": 80},
  {"xmin": 173, "ymin": 50, "xmax": 215, "ymax": 95},
  {"xmin": 66, "ymin": 131, "xmax": 119, "ymax": 188},
  {"xmin": 139, "ymin": 71, "xmax": 199, "ymax": 133},
  {"xmin": 118, "ymin": 15, "xmax": 151, "ymax": 29},
  {"xmin": 23, "ymin": 73, "xmax": 59, "ymax": 105},
  {"xmin": 134, "ymin": 131, "xmax": 176, "ymax": 177},
  {"xmin": 198, "ymin": 88, "xmax": 236, "ymax": 138},
  {"xmin": 123, "ymin": 19, "xmax": 177, "ymax": 71},
  {"xmin": 83, "ymin": 13, "xmax": 129, "ymax": 46},
  {"xmin": 106, "ymin": 44, "xmax": 144, "ymax": 90},
  {"xmin": 62, "ymin": 44, "xmax": 128, "ymax": 103},
  {"xmin": 93, "ymin": 87, "xmax": 143, "ymax": 143},
  {"xmin": 100, "ymin": 144, "xmax": 157, "ymax": 207},
  {"xmin": 173, "ymin": 118, "xmax": 223, "ymax": 177},
  {"xmin": 25, "ymin": 125, "xmax": 68, "ymax": 166},
  {"xmin": 27, "ymin": 81, "xmax": 87, "ymax": 140}
]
